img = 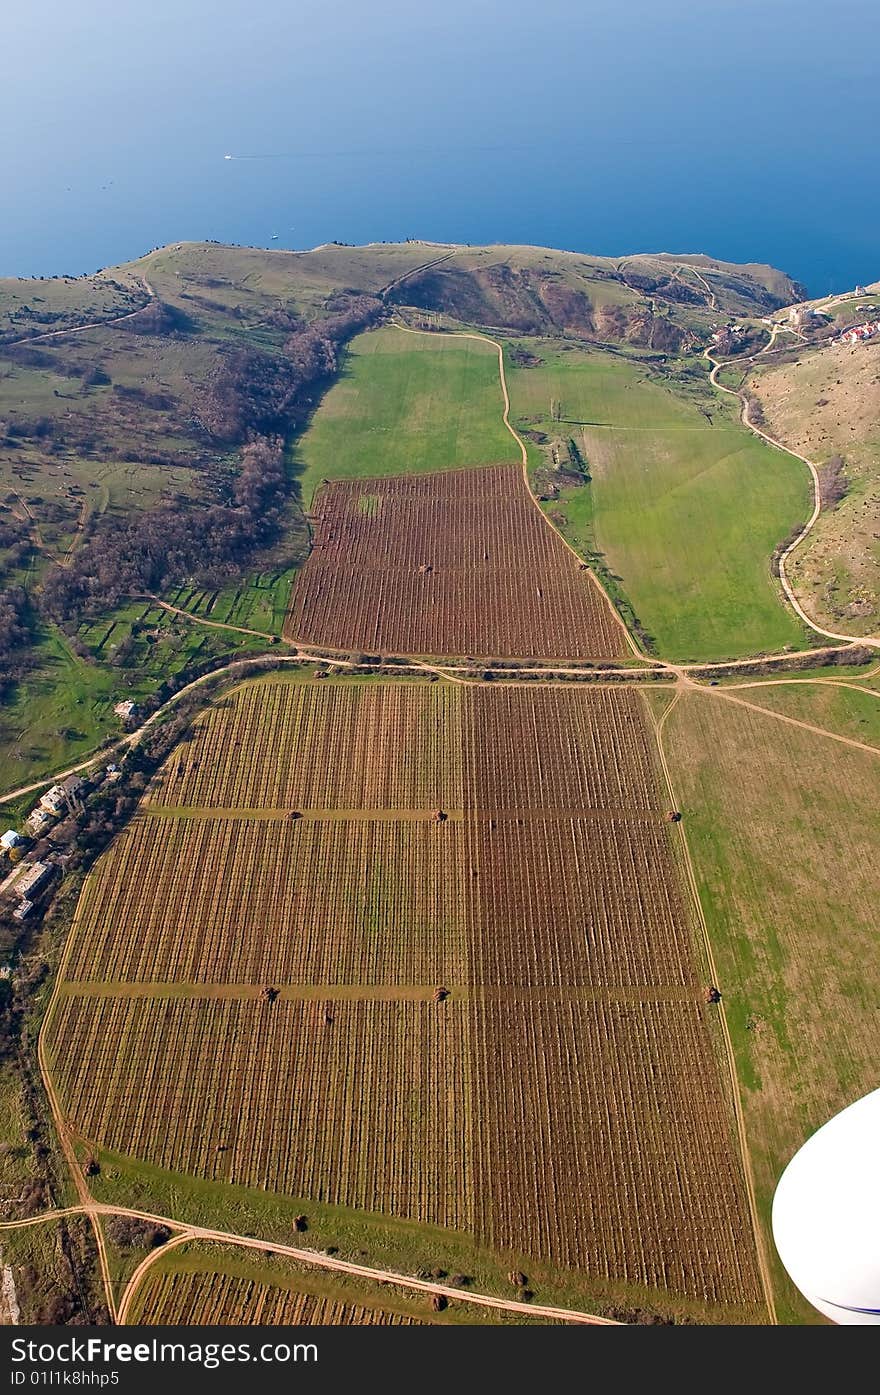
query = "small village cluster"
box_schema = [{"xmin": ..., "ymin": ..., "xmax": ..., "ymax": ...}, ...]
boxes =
[
  {"xmin": 835, "ymin": 317, "xmax": 880, "ymax": 347},
  {"xmin": 1, "ymin": 766, "xmax": 121, "ymax": 922}
]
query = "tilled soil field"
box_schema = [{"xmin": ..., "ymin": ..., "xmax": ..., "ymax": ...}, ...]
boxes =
[
  {"xmin": 46, "ymin": 676, "xmax": 766, "ymax": 1320},
  {"xmin": 132, "ymin": 1266, "xmax": 428, "ymax": 1325},
  {"xmin": 284, "ymin": 466, "xmax": 625, "ymax": 659}
]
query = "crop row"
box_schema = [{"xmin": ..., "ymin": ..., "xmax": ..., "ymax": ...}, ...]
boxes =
[
  {"xmin": 466, "ymin": 815, "xmax": 697, "ymax": 988},
  {"xmin": 470, "ymin": 996, "xmax": 764, "ymax": 1311},
  {"xmin": 312, "ymin": 490, "xmax": 575, "ymax": 572},
  {"xmin": 51, "ymin": 988, "xmax": 760, "ymax": 1312},
  {"xmin": 135, "ymin": 1269, "xmax": 425, "ymax": 1326},
  {"xmin": 288, "ymin": 567, "xmax": 622, "ymax": 661},
  {"xmin": 68, "ymin": 816, "xmax": 467, "ymax": 985},
  {"xmin": 69, "ymin": 810, "xmax": 692, "ymax": 991},
  {"xmin": 149, "ymin": 682, "xmax": 659, "ymax": 816},
  {"xmin": 49, "ymin": 995, "xmax": 474, "ymax": 1232},
  {"xmin": 463, "ymin": 686, "xmax": 662, "ymax": 812},
  {"xmin": 51, "ymin": 678, "xmax": 764, "ymax": 1315},
  {"xmin": 149, "ymin": 680, "xmax": 463, "ymax": 811},
  {"xmin": 285, "ymin": 467, "xmax": 624, "ymax": 659}
]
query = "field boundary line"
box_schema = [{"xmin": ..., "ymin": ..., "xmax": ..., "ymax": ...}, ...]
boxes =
[
  {"xmin": 0, "ymin": 1205, "xmax": 617, "ymax": 1326},
  {"xmin": 721, "ymin": 676, "xmax": 880, "ymax": 699},
  {"xmin": 700, "ymin": 681, "xmax": 880, "ymax": 758},
  {"xmin": 110, "ymin": 1216, "xmax": 618, "ymax": 1327},
  {"xmin": 6, "ymin": 645, "xmax": 873, "ymax": 806},
  {"xmin": 652, "ymin": 688, "xmax": 778, "ymax": 1324},
  {"xmin": 706, "ymin": 344, "xmax": 879, "ymax": 652},
  {"xmin": 388, "ymin": 319, "xmax": 645, "ymax": 662},
  {"xmin": 116, "ymin": 1231, "xmax": 194, "ymax": 1324}
]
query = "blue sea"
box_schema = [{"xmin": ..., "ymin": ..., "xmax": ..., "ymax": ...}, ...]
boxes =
[{"xmin": 3, "ymin": 0, "xmax": 878, "ymax": 294}]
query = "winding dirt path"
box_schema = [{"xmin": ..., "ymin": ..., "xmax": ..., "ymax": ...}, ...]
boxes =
[
  {"xmin": 706, "ymin": 344, "xmax": 880, "ymax": 651},
  {"xmin": 145, "ymin": 596, "xmax": 275, "ymax": 641},
  {"xmin": 36, "ymin": 989, "xmax": 117, "ymax": 1321},
  {"xmin": 389, "ymin": 319, "xmax": 645, "ymax": 661},
  {"xmin": 115, "ymin": 1220, "xmax": 616, "ymax": 1327},
  {"xmin": 684, "ymin": 264, "xmax": 719, "ymax": 311},
  {"xmin": 0, "ymin": 1204, "xmax": 615, "ymax": 1327},
  {"xmin": 4, "ymin": 277, "xmax": 155, "ymax": 349},
  {"xmin": 3, "ymin": 631, "xmax": 875, "ymax": 807},
  {"xmin": 379, "ymin": 248, "xmax": 458, "ymax": 299},
  {"xmin": 10, "ymin": 290, "xmax": 876, "ymax": 1331}
]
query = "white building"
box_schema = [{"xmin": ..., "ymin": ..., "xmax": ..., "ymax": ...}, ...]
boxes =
[
  {"xmin": 1, "ymin": 830, "xmax": 23, "ymax": 851},
  {"xmin": 772, "ymin": 1088, "xmax": 880, "ymax": 1324},
  {"xmin": 39, "ymin": 785, "xmax": 68, "ymax": 816},
  {"xmin": 38, "ymin": 776, "xmax": 84, "ymax": 816}
]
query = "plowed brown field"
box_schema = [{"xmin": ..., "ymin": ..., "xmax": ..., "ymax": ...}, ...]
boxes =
[
  {"xmin": 284, "ymin": 466, "xmax": 624, "ymax": 658},
  {"xmin": 67, "ymin": 816, "xmax": 467, "ymax": 984},
  {"xmin": 46, "ymin": 675, "xmax": 765, "ymax": 1320},
  {"xmin": 49, "ymin": 994, "xmax": 473, "ymax": 1227},
  {"xmin": 148, "ymin": 679, "xmax": 463, "ymax": 810}
]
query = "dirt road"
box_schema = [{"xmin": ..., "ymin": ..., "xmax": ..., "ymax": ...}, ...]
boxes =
[
  {"xmin": 389, "ymin": 319, "xmax": 645, "ymax": 661},
  {"xmin": 0, "ymin": 1204, "xmax": 616, "ymax": 1327},
  {"xmin": 706, "ymin": 344, "xmax": 879, "ymax": 652},
  {"xmin": 5, "ymin": 277, "xmax": 155, "ymax": 349}
]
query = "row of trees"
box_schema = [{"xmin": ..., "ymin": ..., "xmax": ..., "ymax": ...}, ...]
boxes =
[
  {"xmin": 201, "ymin": 294, "xmax": 381, "ymax": 442},
  {"xmin": 0, "ymin": 585, "xmax": 32, "ymax": 691}
]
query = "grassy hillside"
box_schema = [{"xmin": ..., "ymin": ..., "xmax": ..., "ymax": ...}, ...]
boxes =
[
  {"xmin": 390, "ymin": 244, "xmax": 800, "ymax": 351},
  {"xmin": 0, "ymin": 238, "xmax": 810, "ymax": 785},
  {"xmin": 293, "ymin": 326, "xmax": 515, "ymax": 506},
  {"xmin": 0, "ymin": 604, "xmax": 268, "ymax": 795},
  {"xmin": 750, "ymin": 338, "xmax": 880, "ymax": 635},
  {"xmin": 663, "ymin": 689, "xmax": 880, "ymax": 1322},
  {"xmin": 131, "ymin": 240, "xmax": 454, "ymax": 325},
  {"xmin": 0, "ymin": 272, "xmax": 143, "ymax": 340},
  {"xmin": 507, "ymin": 342, "xmax": 811, "ymax": 661}
]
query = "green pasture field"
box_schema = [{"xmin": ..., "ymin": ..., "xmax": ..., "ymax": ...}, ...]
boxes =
[
  {"xmin": 717, "ymin": 675, "xmax": 880, "ymax": 748},
  {"xmin": 506, "ymin": 343, "xmax": 811, "ymax": 661},
  {"xmin": 0, "ymin": 609, "xmax": 269, "ymax": 797},
  {"xmin": 292, "ymin": 326, "xmax": 515, "ymax": 507},
  {"xmin": 663, "ymin": 689, "xmax": 880, "ymax": 1321}
]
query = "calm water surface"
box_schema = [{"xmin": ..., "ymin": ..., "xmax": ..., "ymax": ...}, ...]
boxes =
[{"xmin": 3, "ymin": 0, "xmax": 878, "ymax": 292}]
